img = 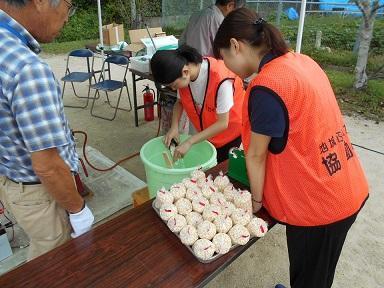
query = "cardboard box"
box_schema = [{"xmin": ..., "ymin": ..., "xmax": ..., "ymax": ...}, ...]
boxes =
[
  {"xmin": 127, "ymin": 27, "xmax": 163, "ymax": 54},
  {"xmin": 102, "ymin": 23, "xmax": 124, "ymax": 46}
]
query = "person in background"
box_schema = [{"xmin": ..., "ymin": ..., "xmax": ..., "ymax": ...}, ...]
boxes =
[
  {"xmin": 150, "ymin": 45, "xmax": 244, "ymax": 163},
  {"xmin": 178, "ymin": 0, "xmax": 245, "ymax": 136},
  {"xmin": 179, "ymin": 0, "xmax": 245, "ymax": 57},
  {"xmin": 213, "ymin": 8, "xmax": 369, "ymax": 288},
  {"xmin": 0, "ymin": 0, "xmax": 94, "ymax": 260}
]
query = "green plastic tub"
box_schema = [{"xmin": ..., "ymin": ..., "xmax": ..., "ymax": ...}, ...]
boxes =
[
  {"xmin": 140, "ymin": 135, "xmax": 217, "ymax": 198},
  {"xmin": 228, "ymin": 148, "xmax": 250, "ymax": 186}
]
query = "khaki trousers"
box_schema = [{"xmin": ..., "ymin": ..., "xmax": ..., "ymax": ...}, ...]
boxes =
[{"xmin": 0, "ymin": 176, "xmax": 71, "ymax": 260}]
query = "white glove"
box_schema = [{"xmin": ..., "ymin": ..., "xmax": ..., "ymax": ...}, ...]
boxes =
[{"xmin": 69, "ymin": 204, "xmax": 94, "ymax": 238}]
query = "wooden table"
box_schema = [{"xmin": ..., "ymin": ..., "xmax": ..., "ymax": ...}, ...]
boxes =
[{"xmin": 0, "ymin": 161, "xmax": 275, "ymax": 288}]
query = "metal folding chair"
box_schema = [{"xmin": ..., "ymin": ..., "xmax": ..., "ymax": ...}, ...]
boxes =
[
  {"xmin": 61, "ymin": 49, "xmax": 98, "ymax": 108},
  {"xmin": 90, "ymin": 55, "xmax": 132, "ymax": 121}
]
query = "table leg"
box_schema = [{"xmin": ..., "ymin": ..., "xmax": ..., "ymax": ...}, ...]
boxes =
[
  {"xmin": 132, "ymin": 72, "xmax": 139, "ymax": 127},
  {"xmin": 156, "ymin": 89, "xmax": 161, "ymax": 120}
]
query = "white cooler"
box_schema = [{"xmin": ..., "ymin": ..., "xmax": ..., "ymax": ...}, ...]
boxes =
[{"xmin": 0, "ymin": 226, "xmax": 12, "ymax": 261}]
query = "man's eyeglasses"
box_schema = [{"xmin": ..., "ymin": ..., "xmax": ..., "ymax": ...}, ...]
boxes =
[{"xmin": 63, "ymin": 0, "xmax": 77, "ymax": 17}]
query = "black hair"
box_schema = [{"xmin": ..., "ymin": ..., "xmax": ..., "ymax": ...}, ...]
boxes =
[
  {"xmin": 216, "ymin": 0, "xmax": 245, "ymax": 8},
  {"xmin": 150, "ymin": 45, "xmax": 203, "ymax": 85},
  {"xmin": 213, "ymin": 7, "xmax": 289, "ymax": 58}
]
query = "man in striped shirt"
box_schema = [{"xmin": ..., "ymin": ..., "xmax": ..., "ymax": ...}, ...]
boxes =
[{"xmin": 0, "ymin": 0, "xmax": 94, "ymax": 260}]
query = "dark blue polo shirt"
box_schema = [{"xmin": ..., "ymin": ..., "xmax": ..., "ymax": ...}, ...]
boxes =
[{"xmin": 249, "ymin": 53, "xmax": 288, "ymax": 154}]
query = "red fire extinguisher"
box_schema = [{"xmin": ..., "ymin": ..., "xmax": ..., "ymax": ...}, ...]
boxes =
[{"xmin": 143, "ymin": 85, "xmax": 155, "ymax": 122}]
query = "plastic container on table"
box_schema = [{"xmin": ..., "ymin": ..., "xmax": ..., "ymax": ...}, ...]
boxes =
[
  {"xmin": 140, "ymin": 135, "xmax": 217, "ymax": 198},
  {"xmin": 152, "ymin": 201, "xmax": 252, "ymax": 263},
  {"xmin": 228, "ymin": 148, "xmax": 249, "ymax": 186}
]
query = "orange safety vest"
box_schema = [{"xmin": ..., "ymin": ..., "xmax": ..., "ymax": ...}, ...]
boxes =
[
  {"xmin": 242, "ymin": 52, "xmax": 369, "ymax": 226},
  {"xmin": 179, "ymin": 57, "xmax": 244, "ymax": 148}
]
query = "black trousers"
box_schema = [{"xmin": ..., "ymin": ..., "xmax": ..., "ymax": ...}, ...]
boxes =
[
  {"xmin": 216, "ymin": 136, "xmax": 242, "ymax": 163},
  {"xmin": 286, "ymin": 212, "xmax": 358, "ymax": 288}
]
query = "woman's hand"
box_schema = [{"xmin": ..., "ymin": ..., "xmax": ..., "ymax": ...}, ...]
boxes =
[
  {"xmin": 252, "ymin": 199, "xmax": 263, "ymax": 214},
  {"xmin": 164, "ymin": 127, "xmax": 179, "ymax": 148},
  {"xmin": 173, "ymin": 139, "xmax": 192, "ymax": 161}
]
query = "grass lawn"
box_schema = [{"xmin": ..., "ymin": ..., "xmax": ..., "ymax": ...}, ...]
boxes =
[
  {"xmin": 41, "ymin": 39, "xmax": 98, "ymax": 54},
  {"xmin": 326, "ymin": 68, "xmax": 384, "ymax": 121},
  {"xmin": 306, "ymin": 48, "xmax": 384, "ymax": 72}
]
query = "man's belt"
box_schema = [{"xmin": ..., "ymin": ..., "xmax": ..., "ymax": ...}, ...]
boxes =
[{"xmin": 7, "ymin": 178, "xmax": 41, "ymax": 186}]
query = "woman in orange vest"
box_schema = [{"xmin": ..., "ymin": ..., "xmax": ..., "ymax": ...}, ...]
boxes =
[
  {"xmin": 150, "ymin": 45, "xmax": 244, "ymax": 162},
  {"xmin": 213, "ymin": 8, "xmax": 369, "ymax": 288}
]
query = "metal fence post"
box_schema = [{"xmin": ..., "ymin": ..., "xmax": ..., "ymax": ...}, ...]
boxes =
[
  {"xmin": 296, "ymin": 0, "xmax": 307, "ymax": 53},
  {"xmin": 276, "ymin": 0, "xmax": 283, "ymax": 27}
]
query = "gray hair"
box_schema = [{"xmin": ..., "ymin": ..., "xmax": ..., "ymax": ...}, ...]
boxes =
[{"xmin": 4, "ymin": 0, "xmax": 60, "ymax": 7}]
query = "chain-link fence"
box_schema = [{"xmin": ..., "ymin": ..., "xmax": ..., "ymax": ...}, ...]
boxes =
[{"xmin": 161, "ymin": 0, "xmax": 216, "ymax": 29}]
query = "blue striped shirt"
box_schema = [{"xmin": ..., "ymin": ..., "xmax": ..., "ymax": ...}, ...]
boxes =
[{"xmin": 0, "ymin": 10, "xmax": 78, "ymax": 182}]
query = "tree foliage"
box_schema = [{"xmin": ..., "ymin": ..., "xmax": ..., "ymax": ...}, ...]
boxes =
[{"xmin": 56, "ymin": 0, "xmax": 162, "ymax": 42}]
